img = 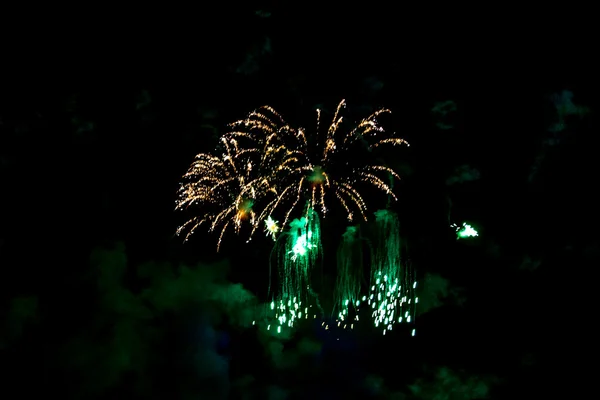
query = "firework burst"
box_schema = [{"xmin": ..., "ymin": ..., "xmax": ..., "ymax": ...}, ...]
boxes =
[
  {"xmin": 255, "ymin": 99, "xmax": 410, "ymax": 233},
  {"xmin": 176, "ymin": 100, "xmax": 409, "ymax": 249},
  {"xmin": 175, "ymin": 106, "xmax": 297, "ymax": 250},
  {"xmin": 175, "ymin": 139, "xmax": 253, "ymax": 250}
]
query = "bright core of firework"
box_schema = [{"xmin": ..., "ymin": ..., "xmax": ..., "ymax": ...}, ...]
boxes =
[
  {"xmin": 264, "ymin": 216, "xmax": 279, "ymax": 240},
  {"xmin": 452, "ymin": 222, "xmax": 478, "ymax": 239},
  {"xmin": 308, "ymin": 166, "xmax": 326, "ymax": 185},
  {"xmin": 176, "ymin": 100, "xmax": 409, "ymax": 250}
]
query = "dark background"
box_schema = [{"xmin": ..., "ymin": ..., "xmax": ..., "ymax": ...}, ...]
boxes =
[{"xmin": 0, "ymin": 3, "xmax": 598, "ymax": 399}]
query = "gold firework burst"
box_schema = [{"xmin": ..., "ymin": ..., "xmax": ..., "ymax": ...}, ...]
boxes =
[
  {"xmin": 254, "ymin": 100, "xmax": 410, "ymax": 232},
  {"xmin": 176, "ymin": 100, "xmax": 409, "ymax": 250}
]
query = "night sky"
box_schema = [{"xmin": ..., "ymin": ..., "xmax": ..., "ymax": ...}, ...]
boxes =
[{"xmin": 1, "ymin": 4, "xmax": 598, "ymax": 399}]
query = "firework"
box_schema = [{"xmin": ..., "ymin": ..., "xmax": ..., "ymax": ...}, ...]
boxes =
[
  {"xmin": 176, "ymin": 100, "xmax": 408, "ymax": 250},
  {"xmin": 175, "ymin": 106, "xmax": 291, "ymax": 250},
  {"xmin": 262, "ymin": 203, "xmax": 323, "ymax": 334},
  {"xmin": 451, "ymin": 222, "xmax": 479, "ymax": 239},
  {"xmin": 369, "ymin": 209, "xmax": 417, "ymax": 336},
  {"xmin": 175, "ymin": 140, "xmax": 251, "ymax": 250},
  {"xmin": 334, "ymin": 225, "xmax": 364, "ymax": 329},
  {"xmin": 264, "ymin": 216, "xmax": 279, "ymax": 240},
  {"xmin": 255, "ymin": 100, "xmax": 410, "ymax": 233}
]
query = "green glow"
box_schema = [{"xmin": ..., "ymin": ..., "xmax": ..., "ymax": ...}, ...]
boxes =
[
  {"xmin": 369, "ymin": 209, "xmax": 417, "ymax": 335},
  {"xmin": 290, "ymin": 228, "xmax": 314, "ymax": 259},
  {"xmin": 308, "ymin": 165, "xmax": 326, "ymax": 184},
  {"xmin": 266, "ymin": 204, "xmax": 322, "ymax": 334},
  {"xmin": 334, "ymin": 225, "xmax": 363, "ymax": 329},
  {"xmin": 458, "ymin": 223, "xmax": 478, "ymax": 238},
  {"xmin": 452, "ymin": 222, "xmax": 479, "ymax": 239},
  {"xmin": 236, "ymin": 198, "xmax": 254, "ymax": 219},
  {"xmin": 287, "ymin": 208, "xmax": 320, "ymax": 264}
]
